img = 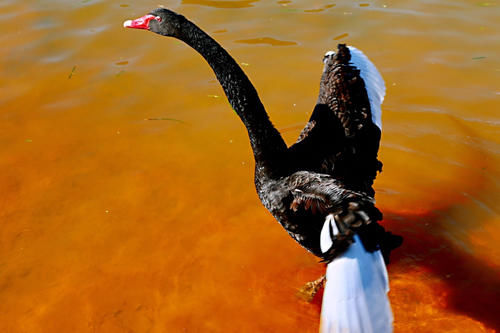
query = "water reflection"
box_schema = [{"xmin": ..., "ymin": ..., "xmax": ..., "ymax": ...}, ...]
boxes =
[{"xmin": 182, "ymin": 0, "xmax": 260, "ymax": 9}]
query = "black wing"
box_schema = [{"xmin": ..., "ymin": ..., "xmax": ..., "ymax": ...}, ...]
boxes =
[{"xmin": 288, "ymin": 44, "xmax": 383, "ymax": 196}]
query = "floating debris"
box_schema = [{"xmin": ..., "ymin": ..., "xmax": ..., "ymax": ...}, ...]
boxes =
[
  {"xmin": 208, "ymin": 94, "xmax": 220, "ymax": 98},
  {"xmin": 68, "ymin": 65, "xmax": 77, "ymax": 79},
  {"xmin": 477, "ymin": 2, "xmax": 496, "ymax": 6},
  {"xmin": 472, "ymin": 56, "xmax": 487, "ymax": 60},
  {"xmin": 334, "ymin": 33, "xmax": 349, "ymax": 40},
  {"xmin": 235, "ymin": 37, "xmax": 297, "ymax": 46},
  {"xmin": 241, "ymin": 62, "xmax": 250, "ymax": 66},
  {"xmin": 359, "ymin": 3, "xmax": 370, "ymax": 7},
  {"xmin": 304, "ymin": 8, "xmax": 324, "ymax": 13},
  {"xmin": 25, "ymin": 139, "xmax": 32, "ymax": 143},
  {"xmin": 115, "ymin": 60, "xmax": 129, "ymax": 66},
  {"xmin": 145, "ymin": 117, "xmax": 184, "ymax": 122},
  {"xmin": 116, "ymin": 70, "xmax": 125, "ymax": 77},
  {"xmin": 305, "ymin": 3, "xmax": 336, "ymax": 12}
]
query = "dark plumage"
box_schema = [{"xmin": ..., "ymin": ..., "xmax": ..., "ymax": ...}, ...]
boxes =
[{"xmin": 124, "ymin": 8, "xmax": 401, "ymax": 263}]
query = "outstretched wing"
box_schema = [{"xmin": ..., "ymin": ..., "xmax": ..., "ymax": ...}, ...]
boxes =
[{"xmin": 288, "ymin": 44, "xmax": 385, "ymax": 196}]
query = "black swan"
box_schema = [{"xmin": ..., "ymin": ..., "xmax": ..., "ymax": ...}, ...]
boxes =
[{"xmin": 124, "ymin": 8, "xmax": 401, "ymax": 332}]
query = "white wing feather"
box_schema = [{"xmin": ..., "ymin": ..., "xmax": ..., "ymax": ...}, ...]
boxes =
[{"xmin": 347, "ymin": 46, "xmax": 386, "ymax": 130}]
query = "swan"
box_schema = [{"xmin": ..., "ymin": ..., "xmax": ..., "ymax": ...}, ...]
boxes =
[{"xmin": 124, "ymin": 8, "xmax": 401, "ymax": 333}]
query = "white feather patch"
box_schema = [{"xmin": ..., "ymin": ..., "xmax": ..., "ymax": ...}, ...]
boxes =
[
  {"xmin": 323, "ymin": 50, "xmax": 335, "ymax": 64},
  {"xmin": 320, "ymin": 214, "xmax": 339, "ymax": 253},
  {"xmin": 347, "ymin": 46, "xmax": 385, "ymax": 130}
]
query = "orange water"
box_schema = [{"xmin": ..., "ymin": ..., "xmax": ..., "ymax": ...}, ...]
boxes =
[{"xmin": 1, "ymin": 0, "xmax": 499, "ymax": 332}]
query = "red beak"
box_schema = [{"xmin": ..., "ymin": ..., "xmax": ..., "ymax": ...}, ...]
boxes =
[{"xmin": 123, "ymin": 14, "xmax": 160, "ymax": 30}]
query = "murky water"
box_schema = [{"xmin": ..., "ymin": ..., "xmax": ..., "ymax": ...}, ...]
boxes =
[{"xmin": 1, "ymin": 0, "xmax": 499, "ymax": 332}]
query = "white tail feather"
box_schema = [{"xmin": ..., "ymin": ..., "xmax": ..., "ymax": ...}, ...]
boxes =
[{"xmin": 319, "ymin": 215, "xmax": 393, "ymax": 333}]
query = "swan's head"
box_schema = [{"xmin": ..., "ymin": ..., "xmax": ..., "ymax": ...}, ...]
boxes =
[{"xmin": 124, "ymin": 8, "xmax": 186, "ymax": 37}]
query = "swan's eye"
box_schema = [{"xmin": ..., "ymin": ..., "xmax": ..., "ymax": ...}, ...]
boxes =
[{"xmin": 154, "ymin": 16, "xmax": 162, "ymax": 22}]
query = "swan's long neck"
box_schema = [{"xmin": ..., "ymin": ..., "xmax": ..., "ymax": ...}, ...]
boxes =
[{"xmin": 176, "ymin": 19, "xmax": 287, "ymax": 176}]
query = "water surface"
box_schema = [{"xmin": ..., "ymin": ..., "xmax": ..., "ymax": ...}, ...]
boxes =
[{"xmin": 0, "ymin": 0, "xmax": 499, "ymax": 332}]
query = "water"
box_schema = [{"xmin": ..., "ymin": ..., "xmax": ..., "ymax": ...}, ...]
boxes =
[{"xmin": 0, "ymin": 0, "xmax": 498, "ymax": 332}]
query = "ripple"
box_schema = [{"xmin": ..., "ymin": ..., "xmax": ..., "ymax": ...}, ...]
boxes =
[
  {"xmin": 33, "ymin": 18, "xmax": 60, "ymax": 30},
  {"xmin": 182, "ymin": 0, "xmax": 259, "ymax": 9},
  {"xmin": 365, "ymin": 6, "xmax": 427, "ymax": 16},
  {"xmin": 234, "ymin": 37, "xmax": 297, "ymax": 46},
  {"xmin": 0, "ymin": 10, "xmax": 21, "ymax": 21},
  {"xmin": 0, "ymin": 0, "xmax": 16, "ymax": 7},
  {"xmin": 40, "ymin": 52, "xmax": 73, "ymax": 64},
  {"xmin": 72, "ymin": 24, "xmax": 109, "ymax": 37}
]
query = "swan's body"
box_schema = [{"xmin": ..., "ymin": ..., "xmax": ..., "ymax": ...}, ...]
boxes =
[{"xmin": 124, "ymin": 9, "xmax": 401, "ymax": 332}]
